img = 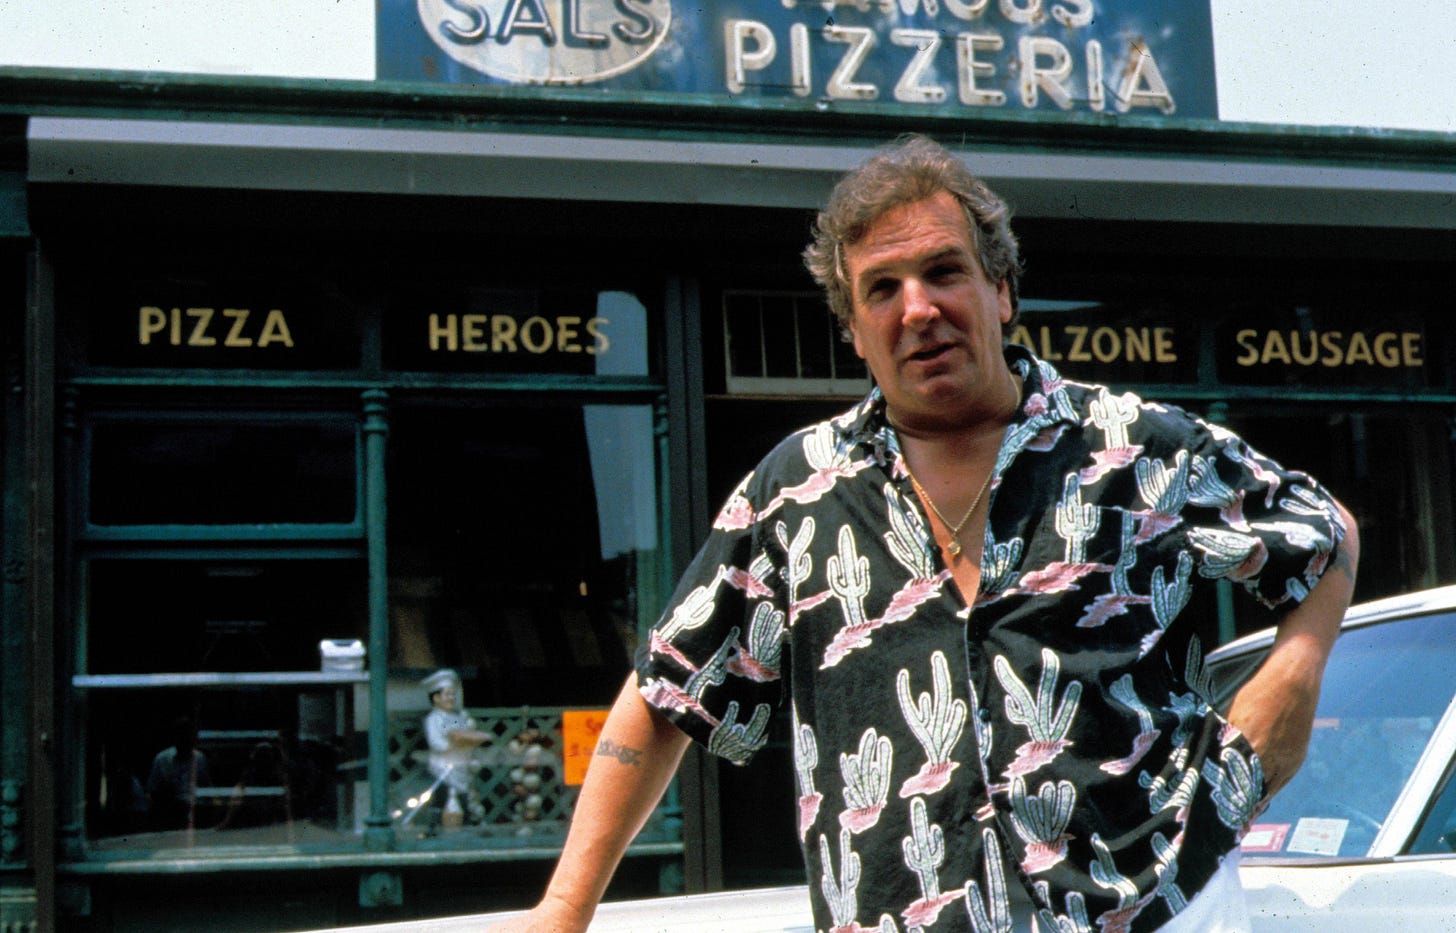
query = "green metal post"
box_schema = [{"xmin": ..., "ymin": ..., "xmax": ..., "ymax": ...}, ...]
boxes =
[
  {"xmin": 59, "ymin": 390, "xmax": 85, "ymax": 862},
  {"xmin": 26, "ymin": 246, "xmax": 57, "ymax": 933},
  {"xmin": 361, "ymin": 390, "xmax": 392, "ymax": 852},
  {"xmin": 1, "ymin": 247, "xmax": 28, "ymax": 870}
]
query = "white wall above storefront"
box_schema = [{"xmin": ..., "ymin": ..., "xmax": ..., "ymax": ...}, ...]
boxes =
[{"xmin": 0, "ymin": 2, "xmax": 376, "ymax": 80}]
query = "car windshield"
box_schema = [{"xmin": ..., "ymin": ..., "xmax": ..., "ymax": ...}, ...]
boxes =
[{"xmin": 1211, "ymin": 608, "xmax": 1456, "ymax": 859}]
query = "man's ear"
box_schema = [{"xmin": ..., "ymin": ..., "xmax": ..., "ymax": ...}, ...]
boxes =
[
  {"xmin": 996, "ymin": 279, "xmax": 1013, "ymax": 325},
  {"xmin": 847, "ymin": 315, "xmax": 866, "ymax": 359}
]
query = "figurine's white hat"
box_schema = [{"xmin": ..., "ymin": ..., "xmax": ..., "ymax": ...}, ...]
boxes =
[{"xmin": 421, "ymin": 668, "xmax": 460, "ymax": 696}]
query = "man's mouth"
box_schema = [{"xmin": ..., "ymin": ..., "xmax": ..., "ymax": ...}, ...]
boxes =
[{"xmin": 908, "ymin": 343, "xmax": 953, "ymax": 362}]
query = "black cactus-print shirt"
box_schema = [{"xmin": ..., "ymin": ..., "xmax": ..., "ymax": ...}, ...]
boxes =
[{"xmin": 637, "ymin": 345, "xmax": 1346, "ymax": 933}]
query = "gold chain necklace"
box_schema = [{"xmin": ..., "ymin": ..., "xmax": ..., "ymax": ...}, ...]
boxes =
[
  {"xmin": 887, "ymin": 368, "xmax": 1018, "ymax": 558},
  {"xmin": 906, "ymin": 467, "xmax": 994, "ymax": 558}
]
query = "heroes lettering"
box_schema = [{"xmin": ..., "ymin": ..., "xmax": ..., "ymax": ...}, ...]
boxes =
[{"xmin": 427, "ymin": 313, "xmax": 610, "ymax": 355}]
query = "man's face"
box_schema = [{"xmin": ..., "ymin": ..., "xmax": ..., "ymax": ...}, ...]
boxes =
[
  {"xmin": 432, "ymin": 685, "xmax": 458, "ymax": 712},
  {"xmin": 843, "ymin": 191, "xmax": 1013, "ymax": 430}
]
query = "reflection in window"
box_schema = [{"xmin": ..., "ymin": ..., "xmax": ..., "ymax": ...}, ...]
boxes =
[
  {"xmin": 585, "ymin": 405, "xmax": 658, "ymax": 564},
  {"xmin": 593, "ymin": 291, "xmax": 649, "ymax": 377}
]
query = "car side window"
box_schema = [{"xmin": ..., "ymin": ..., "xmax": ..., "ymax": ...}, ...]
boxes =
[
  {"xmin": 1211, "ymin": 609, "xmax": 1456, "ymax": 860},
  {"xmin": 1410, "ymin": 769, "xmax": 1456, "ymax": 854}
]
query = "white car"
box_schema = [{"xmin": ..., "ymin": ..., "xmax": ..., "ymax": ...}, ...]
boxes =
[
  {"xmin": 310, "ymin": 586, "xmax": 1456, "ymax": 932},
  {"xmin": 1211, "ymin": 583, "xmax": 1456, "ymax": 930}
]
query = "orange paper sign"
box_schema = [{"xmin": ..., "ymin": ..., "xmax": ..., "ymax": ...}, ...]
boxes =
[{"xmin": 561, "ymin": 709, "xmax": 611, "ymax": 786}]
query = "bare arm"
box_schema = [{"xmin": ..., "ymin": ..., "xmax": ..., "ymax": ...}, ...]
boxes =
[
  {"xmin": 490, "ymin": 673, "xmax": 692, "ymax": 933},
  {"xmin": 1227, "ymin": 501, "xmax": 1359, "ymax": 796}
]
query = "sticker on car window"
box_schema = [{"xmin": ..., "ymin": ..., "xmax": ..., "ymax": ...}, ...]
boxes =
[
  {"xmin": 1287, "ymin": 818, "xmax": 1349, "ymax": 856},
  {"xmin": 1241, "ymin": 823, "xmax": 1291, "ymax": 853}
]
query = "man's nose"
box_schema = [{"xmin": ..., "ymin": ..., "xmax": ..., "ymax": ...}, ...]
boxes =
[{"xmin": 901, "ymin": 279, "xmax": 939, "ymax": 326}]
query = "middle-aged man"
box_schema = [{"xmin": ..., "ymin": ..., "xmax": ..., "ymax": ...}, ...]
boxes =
[{"xmin": 494, "ymin": 135, "xmax": 1359, "ymax": 932}]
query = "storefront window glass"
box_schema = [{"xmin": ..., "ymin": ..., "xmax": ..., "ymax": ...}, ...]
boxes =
[
  {"xmin": 384, "ymin": 400, "xmax": 667, "ymax": 849},
  {"xmin": 62, "ymin": 251, "xmax": 673, "ymax": 866},
  {"xmin": 79, "ymin": 558, "xmax": 368, "ymax": 850},
  {"xmin": 87, "ymin": 419, "xmax": 357, "ymax": 526}
]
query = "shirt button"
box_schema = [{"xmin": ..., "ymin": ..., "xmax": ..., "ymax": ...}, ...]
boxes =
[{"xmin": 977, "ymin": 708, "xmax": 992, "ymax": 723}]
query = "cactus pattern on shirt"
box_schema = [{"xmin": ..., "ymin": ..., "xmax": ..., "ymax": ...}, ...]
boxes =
[{"xmin": 638, "ymin": 346, "xmax": 1346, "ymax": 933}]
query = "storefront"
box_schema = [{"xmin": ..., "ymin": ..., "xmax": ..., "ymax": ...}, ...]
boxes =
[
  {"xmin": 1, "ymin": 2, "xmax": 1454, "ymax": 929},
  {"xmin": 18, "ymin": 181, "xmax": 700, "ymax": 929}
]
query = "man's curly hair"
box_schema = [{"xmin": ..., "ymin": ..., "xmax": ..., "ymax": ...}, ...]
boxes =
[{"xmin": 803, "ymin": 134, "xmax": 1022, "ymax": 336}]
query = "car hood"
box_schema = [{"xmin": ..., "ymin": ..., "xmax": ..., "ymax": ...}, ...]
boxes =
[{"xmin": 1241, "ymin": 856, "xmax": 1456, "ymax": 931}]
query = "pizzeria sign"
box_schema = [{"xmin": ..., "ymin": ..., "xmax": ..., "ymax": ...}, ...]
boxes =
[{"xmin": 378, "ymin": 0, "xmax": 1217, "ymax": 119}]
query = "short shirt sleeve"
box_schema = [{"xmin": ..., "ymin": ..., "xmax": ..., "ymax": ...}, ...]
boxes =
[
  {"xmin": 1183, "ymin": 419, "xmax": 1347, "ymax": 610},
  {"xmin": 635, "ymin": 468, "xmax": 789, "ymax": 766}
]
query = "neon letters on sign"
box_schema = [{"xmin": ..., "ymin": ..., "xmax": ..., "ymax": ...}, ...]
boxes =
[
  {"xmin": 379, "ymin": 0, "xmax": 1218, "ymax": 118},
  {"xmin": 723, "ymin": 4, "xmax": 1178, "ymax": 113}
]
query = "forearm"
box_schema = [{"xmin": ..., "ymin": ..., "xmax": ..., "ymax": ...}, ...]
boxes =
[
  {"xmin": 535, "ymin": 673, "xmax": 692, "ymax": 927},
  {"xmin": 1243, "ymin": 536, "xmax": 1355, "ymax": 693},
  {"xmin": 1228, "ymin": 502, "xmax": 1359, "ymax": 792}
]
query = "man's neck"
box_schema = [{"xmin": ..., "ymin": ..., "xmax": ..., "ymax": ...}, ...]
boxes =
[{"xmin": 885, "ymin": 370, "xmax": 1022, "ymax": 464}]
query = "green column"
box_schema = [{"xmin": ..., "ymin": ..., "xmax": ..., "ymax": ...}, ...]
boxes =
[{"xmin": 361, "ymin": 390, "xmax": 392, "ymax": 851}]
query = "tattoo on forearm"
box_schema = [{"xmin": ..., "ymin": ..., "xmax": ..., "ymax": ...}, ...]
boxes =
[{"xmin": 596, "ymin": 738, "xmax": 644, "ymax": 767}]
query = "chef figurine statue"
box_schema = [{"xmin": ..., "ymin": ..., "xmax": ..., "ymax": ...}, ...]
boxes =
[{"xmin": 421, "ymin": 669, "xmax": 492, "ymax": 829}]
